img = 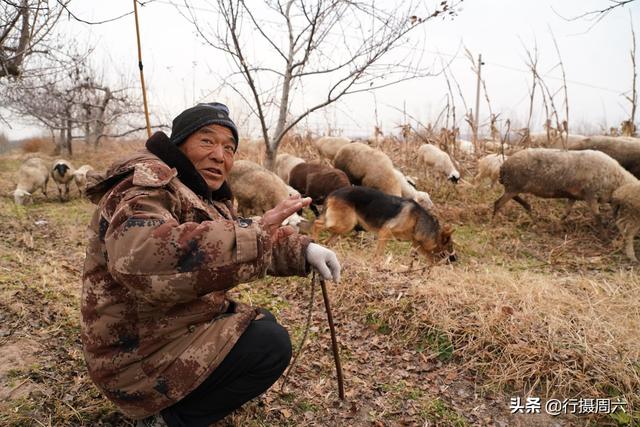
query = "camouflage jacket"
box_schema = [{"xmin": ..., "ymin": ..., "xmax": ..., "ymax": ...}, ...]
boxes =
[{"xmin": 81, "ymin": 133, "xmax": 310, "ymax": 419}]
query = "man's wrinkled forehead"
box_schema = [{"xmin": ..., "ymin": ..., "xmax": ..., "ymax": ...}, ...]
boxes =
[{"xmin": 196, "ymin": 125, "xmax": 235, "ymax": 143}]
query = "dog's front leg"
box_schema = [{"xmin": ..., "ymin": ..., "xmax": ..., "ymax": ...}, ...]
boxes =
[
  {"xmin": 375, "ymin": 228, "xmax": 392, "ymax": 258},
  {"xmin": 311, "ymin": 218, "xmax": 325, "ymax": 241}
]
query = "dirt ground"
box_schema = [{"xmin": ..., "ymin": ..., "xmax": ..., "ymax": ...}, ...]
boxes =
[{"xmin": 0, "ymin": 139, "xmax": 638, "ymax": 426}]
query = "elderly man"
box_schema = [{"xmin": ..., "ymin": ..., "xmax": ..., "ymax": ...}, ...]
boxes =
[{"xmin": 81, "ymin": 102, "xmax": 340, "ymax": 427}]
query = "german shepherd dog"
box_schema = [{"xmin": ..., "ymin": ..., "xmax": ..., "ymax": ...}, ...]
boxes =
[{"xmin": 312, "ymin": 186, "xmax": 457, "ymax": 262}]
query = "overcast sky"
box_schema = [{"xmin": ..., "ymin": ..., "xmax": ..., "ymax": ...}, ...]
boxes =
[{"xmin": 1, "ymin": 0, "xmax": 638, "ymax": 140}]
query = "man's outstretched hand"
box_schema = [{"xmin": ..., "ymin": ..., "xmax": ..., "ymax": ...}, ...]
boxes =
[{"xmin": 261, "ymin": 195, "xmax": 311, "ymax": 236}]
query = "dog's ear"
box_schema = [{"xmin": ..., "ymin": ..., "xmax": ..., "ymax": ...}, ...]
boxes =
[{"xmin": 440, "ymin": 224, "xmax": 454, "ymax": 244}]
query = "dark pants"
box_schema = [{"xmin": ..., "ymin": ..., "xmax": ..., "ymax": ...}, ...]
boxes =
[{"xmin": 161, "ymin": 310, "xmax": 292, "ymax": 427}]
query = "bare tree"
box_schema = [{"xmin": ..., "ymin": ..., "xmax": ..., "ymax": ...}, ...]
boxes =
[
  {"xmin": 622, "ymin": 13, "xmax": 637, "ymax": 136},
  {"xmin": 549, "ymin": 29, "xmax": 569, "ymax": 148},
  {"xmin": 185, "ymin": 0, "xmax": 462, "ymax": 169},
  {"xmin": 521, "ymin": 42, "xmax": 568, "ymax": 147},
  {"xmin": 559, "ymin": 0, "xmax": 637, "ymax": 27},
  {"xmin": 3, "ymin": 46, "xmax": 144, "ymax": 155},
  {"xmin": 0, "ymin": 0, "xmax": 69, "ymax": 78},
  {"xmin": 522, "ymin": 41, "xmax": 539, "ymax": 143}
]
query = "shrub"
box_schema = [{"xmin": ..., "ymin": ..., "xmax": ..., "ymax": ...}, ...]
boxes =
[{"xmin": 21, "ymin": 137, "xmax": 54, "ymax": 154}]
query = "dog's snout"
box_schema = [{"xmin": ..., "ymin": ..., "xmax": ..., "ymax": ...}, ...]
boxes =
[{"xmin": 448, "ymin": 252, "xmax": 458, "ymax": 263}]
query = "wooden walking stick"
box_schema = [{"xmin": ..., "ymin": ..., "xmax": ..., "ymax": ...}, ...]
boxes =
[
  {"xmin": 280, "ymin": 272, "xmax": 345, "ymax": 400},
  {"xmin": 320, "ymin": 277, "xmax": 345, "ymax": 400},
  {"xmin": 133, "ymin": 0, "xmax": 152, "ymax": 138}
]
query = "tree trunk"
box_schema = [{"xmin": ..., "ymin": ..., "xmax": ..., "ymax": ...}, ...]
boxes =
[
  {"xmin": 54, "ymin": 128, "xmax": 64, "ymax": 155},
  {"xmin": 264, "ymin": 145, "xmax": 277, "ymax": 171},
  {"xmin": 66, "ymin": 122, "xmax": 73, "ymax": 156}
]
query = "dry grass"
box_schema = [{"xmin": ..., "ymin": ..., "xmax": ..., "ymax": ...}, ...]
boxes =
[
  {"xmin": 0, "ymin": 134, "xmax": 638, "ymax": 426},
  {"xmin": 20, "ymin": 137, "xmax": 56, "ymax": 154}
]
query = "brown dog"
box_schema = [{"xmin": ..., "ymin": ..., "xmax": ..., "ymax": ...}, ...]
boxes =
[{"xmin": 313, "ymin": 186, "xmax": 456, "ymax": 261}]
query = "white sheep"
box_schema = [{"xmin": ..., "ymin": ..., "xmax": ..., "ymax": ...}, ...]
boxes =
[
  {"xmin": 417, "ymin": 144, "xmax": 460, "ymax": 184},
  {"xmin": 12, "ymin": 157, "xmax": 49, "ymax": 205},
  {"xmin": 529, "ymin": 133, "xmax": 588, "ymax": 147},
  {"xmin": 456, "ymin": 139, "xmax": 475, "ymax": 156},
  {"xmin": 567, "ymin": 137, "xmax": 640, "ymax": 179},
  {"xmin": 474, "ymin": 153, "xmax": 508, "ymax": 187},
  {"xmin": 228, "ymin": 160, "xmax": 303, "ymax": 228},
  {"xmin": 275, "ymin": 153, "xmax": 305, "ymax": 184},
  {"xmin": 73, "ymin": 164, "xmax": 94, "ymax": 194},
  {"xmin": 333, "ymin": 142, "xmax": 402, "ymax": 196},
  {"xmin": 612, "ymin": 182, "xmax": 640, "ymax": 262},
  {"xmin": 393, "ymin": 168, "xmax": 434, "ymax": 210},
  {"xmin": 311, "ymin": 136, "xmax": 351, "ymax": 162},
  {"xmin": 494, "ymin": 148, "xmax": 638, "ymax": 222},
  {"xmin": 51, "ymin": 159, "xmax": 75, "ymax": 201}
]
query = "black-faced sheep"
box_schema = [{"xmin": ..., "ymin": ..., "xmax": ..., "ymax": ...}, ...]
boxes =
[
  {"xmin": 289, "ymin": 162, "xmax": 351, "ymax": 216},
  {"xmin": 416, "ymin": 144, "xmax": 460, "ymax": 184},
  {"xmin": 312, "ymin": 136, "xmax": 351, "ymax": 162},
  {"xmin": 51, "ymin": 159, "xmax": 75, "ymax": 201},
  {"xmin": 612, "ymin": 182, "xmax": 640, "ymax": 262},
  {"xmin": 567, "ymin": 138, "xmax": 640, "ymax": 179},
  {"xmin": 332, "ymin": 142, "xmax": 402, "ymax": 196},
  {"xmin": 12, "ymin": 157, "xmax": 49, "ymax": 205},
  {"xmin": 494, "ymin": 148, "xmax": 638, "ymax": 222},
  {"xmin": 228, "ymin": 160, "xmax": 302, "ymax": 227},
  {"xmin": 275, "ymin": 153, "xmax": 305, "ymax": 184},
  {"xmin": 474, "ymin": 153, "xmax": 507, "ymax": 187}
]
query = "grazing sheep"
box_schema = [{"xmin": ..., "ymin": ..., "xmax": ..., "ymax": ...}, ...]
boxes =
[
  {"xmin": 483, "ymin": 139, "xmax": 502, "ymax": 152},
  {"xmin": 311, "ymin": 136, "xmax": 350, "ymax": 162},
  {"xmin": 529, "ymin": 133, "xmax": 588, "ymax": 147},
  {"xmin": 417, "ymin": 144, "xmax": 460, "ymax": 184},
  {"xmin": 494, "ymin": 148, "xmax": 638, "ymax": 222},
  {"xmin": 456, "ymin": 139, "xmax": 475, "ymax": 156},
  {"xmin": 567, "ymin": 138, "xmax": 640, "ymax": 179},
  {"xmin": 73, "ymin": 164, "xmax": 94, "ymax": 193},
  {"xmin": 275, "ymin": 153, "xmax": 305, "ymax": 183},
  {"xmin": 393, "ymin": 168, "xmax": 434, "ymax": 210},
  {"xmin": 333, "ymin": 142, "xmax": 402, "ymax": 196},
  {"xmin": 474, "ymin": 153, "xmax": 508, "ymax": 187},
  {"xmin": 51, "ymin": 159, "xmax": 75, "ymax": 201},
  {"xmin": 289, "ymin": 162, "xmax": 351, "ymax": 216},
  {"xmin": 228, "ymin": 160, "xmax": 303, "ymax": 227},
  {"xmin": 612, "ymin": 182, "xmax": 640, "ymax": 262},
  {"xmin": 12, "ymin": 157, "xmax": 49, "ymax": 205}
]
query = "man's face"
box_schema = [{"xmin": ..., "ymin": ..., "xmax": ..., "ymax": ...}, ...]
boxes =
[{"xmin": 178, "ymin": 124, "xmax": 235, "ymax": 190}]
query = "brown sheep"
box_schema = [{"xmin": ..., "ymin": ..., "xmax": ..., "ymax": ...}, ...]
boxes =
[
  {"xmin": 289, "ymin": 162, "xmax": 351, "ymax": 216},
  {"xmin": 332, "ymin": 142, "xmax": 402, "ymax": 197}
]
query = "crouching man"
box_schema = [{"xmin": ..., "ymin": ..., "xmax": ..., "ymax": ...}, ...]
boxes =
[{"xmin": 80, "ymin": 102, "xmax": 340, "ymax": 427}]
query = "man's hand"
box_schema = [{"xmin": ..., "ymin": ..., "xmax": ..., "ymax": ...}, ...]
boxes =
[
  {"xmin": 305, "ymin": 243, "xmax": 341, "ymax": 283},
  {"xmin": 261, "ymin": 195, "xmax": 312, "ymax": 236}
]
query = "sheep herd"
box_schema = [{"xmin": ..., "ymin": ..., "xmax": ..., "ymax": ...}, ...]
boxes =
[
  {"xmin": 11, "ymin": 157, "xmax": 93, "ymax": 205},
  {"xmin": 8, "ymin": 133, "xmax": 640, "ymax": 263}
]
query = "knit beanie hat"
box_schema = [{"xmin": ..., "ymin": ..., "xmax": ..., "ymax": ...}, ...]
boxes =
[{"xmin": 169, "ymin": 102, "xmax": 239, "ymax": 150}]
